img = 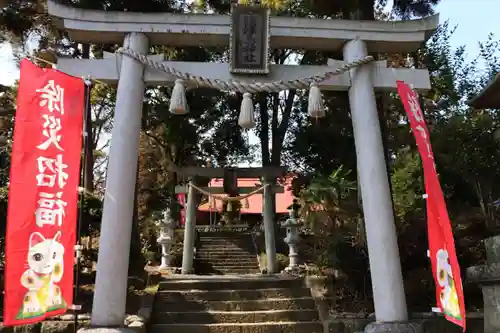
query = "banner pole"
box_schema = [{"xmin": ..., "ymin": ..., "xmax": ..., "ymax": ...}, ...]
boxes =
[{"xmin": 73, "ymin": 79, "xmax": 92, "ymax": 333}]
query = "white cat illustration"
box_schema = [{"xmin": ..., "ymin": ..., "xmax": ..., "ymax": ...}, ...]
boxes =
[{"xmin": 17, "ymin": 231, "xmax": 66, "ymax": 319}]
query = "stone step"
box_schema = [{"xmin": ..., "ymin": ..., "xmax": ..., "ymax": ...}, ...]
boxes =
[
  {"xmin": 150, "ymin": 321, "xmax": 323, "ymax": 333},
  {"xmin": 196, "ymin": 259, "xmax": 258, "ymax": 264},
  {"xmin": 159, "ymin": 278, "xmax": 302, "ymax": 292},
  {"xmin": 198, "ymin": 238, "xmax": 253, "ymax": 241},
  {"xmin": 195, "ymin": 261, "xmax": 257, "ymax": 267},
  {"xmin": 197, "ymin": 251, "xmax": 254, "ymax": 254},
  {"xmin": 209, "ymin": 266, "xmax": 260, "ymax": 272},
  {"xmin": 194, "ymin": 266, "xmax": 260, "ymax": 273},
  {"xmin": 196, "ymin": 258, "xmax": 255, "ymax": 262},
  {"xmin": 154, "ymin": 297, "xmax": 316, "ymax": 311},
  {"xmin": 196, "ymin": 249, "xmax": 257, "ymax": 257},
  {"xmin": 198, "ymin": 239, "xmax": 252, "ymax": 243},
  {"xmin": 197, "ymin": 246, "xmax": 254, "ymax": 251},
  {"xmin": 198, "ymin": 240, "xmax": 252, "ymax": 244},
  {"xmin": 194, "ymin": 261, "xmax": 255, "ymax": 264},
  {"xmin": 197, "ymin": 247, "xmax": 254, "ymax": 251},
  {"xmin": 195, "ymin": 260, "xmax": 259, "ymax": 268},
  {"xmin": 158, "ymin": 276, "xmax": 305, "ymax": 291},
  {"xmin": 196, "ymin": 255, "xmax": 256, "ymax": 260},
  {"xmin": 198, "ymin": 243, "xmax": 252, "ymax": 246},
  {"xmin": 152, "ymin": 309, "xmax": 319, "ymax": 324},
  {"xmin": 197, "ymin": 244, "xmax": 253, "ymax": 248},
  {"xmin": 198, "ymin": 237, "xmax": 253, "ymax": 241},
  {"xmin": 199, "ymin": 231, "xmax": 252, "ymax": 235},
  {"xmin": 195, "ymin": 257, "xmax": 257, "ymax": 263},
  {"xmin": 193, "ymin": 264, "xmax": 259, "ymax": 275},
  {"xmin": 195, "ymin": 253, "xmax": 257, "ymax": 262},
  {"xmin": 196, "ymin": 250, "xmax": 257, "ymax": 258},
  {"xmin": 197, "ymin": 249, "xmax": 254, "ymax": 254},
  {"xmin": 209, "ymin": 268, "xmax": 260, "ymax": 274},
  {"xmin": 198, "ymin": 243, "xmax": 251, "ymax": 245},
  {"xmin": 156, "ymin": 288, "xmax": 312, "ymax": 301},
  {"xmin": 199, "ymin": 239, "xmax": 252, "ymax": 241},
  {"xmin": 209, "ymin": 263, "xmax": 259, "ymax": 269}
]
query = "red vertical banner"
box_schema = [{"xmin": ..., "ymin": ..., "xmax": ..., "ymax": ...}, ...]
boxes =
[
  {"xmin": 3, "ymin": 60, "xmax": 84, "ymax": 326},
  {"xmin": 177, "ymin": 193, "xmax": 186, "ymax": 226},
  {"xmin": 397, "ymin": 81, "xmax": 466, "ymax": 330}
]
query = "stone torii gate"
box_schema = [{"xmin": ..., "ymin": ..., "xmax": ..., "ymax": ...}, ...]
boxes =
[{"xmin": 46, "ymin": 1, "xmax": 437, "ymax": 332}]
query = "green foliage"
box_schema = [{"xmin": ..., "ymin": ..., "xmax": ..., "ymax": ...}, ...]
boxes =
[
  {"xmin": 392, "ymin": 0, "xmax": 439, "ymax": 19},
  {"xmin": 0, "ymin": 1, "xmax": 42, "ymax": 44},
  {"xmin": 76, "ymin": 191, "xmax": 103, "ymax": 235},
  {"xmin": 0, "ymin": 185, "xmax": 8, "ymax": 259},
  {"xmin": 391, "ymin": 150, "xmax": 425, "ymax": 224},
  {"xmin": 301, "ymin": 167, "xmax": 356, "ymax": 204},
  {"xmin": 259, "ymin": 252, "xmax": 289, "ymax": 272},
  {"xmin": 418, "ymin": 23, "xmax": 500, "ymax": 232},
  {"xmin": 297, "ymin": 167, "xmax": 359, "ymax": 271}
]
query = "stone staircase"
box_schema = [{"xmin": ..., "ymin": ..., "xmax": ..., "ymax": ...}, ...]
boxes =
[
  {"xmin": 194, "ymin": 231, "xmax": 260, "ymax": 275},
  {"xmin": 149, "ymin": 276, "xmax": 323, "ymax": 333}
]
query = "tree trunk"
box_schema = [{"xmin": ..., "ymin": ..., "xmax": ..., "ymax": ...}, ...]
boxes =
[
  {"xmin": 258, "ymin": 93, "xmax": 270, "ymax": 166},
  {"xmin": 128, "ymin": 161, "xmax": 146, "ymax": 277},
  {"xmin": 82, "ymin": 43, "xmax": 95, "ymax": 192},
  {"xmin": 84, "ymin": 90, "xmax": 95, "ymax": 192},
  {"xmin": 352, "ymin": 0, "xmax": 376, "ymax": 20}
]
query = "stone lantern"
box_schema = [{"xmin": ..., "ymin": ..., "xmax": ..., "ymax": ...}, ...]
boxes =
[
  {"xmin": 281, "ymin": 209, "xmax": 301, "ymax": 270},
  {"xmin": 157, "ymin": 208, "xmax": 176, "ymax": 269}
]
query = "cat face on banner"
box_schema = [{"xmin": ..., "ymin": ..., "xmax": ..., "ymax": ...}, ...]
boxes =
[{"xmin": 27, "ymin": 231, "xmax": 65, "ymax": 275}]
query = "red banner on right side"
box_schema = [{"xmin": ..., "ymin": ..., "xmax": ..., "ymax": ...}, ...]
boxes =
[{"xmin": 397, "ymin": 81, "xmax": 466, "ymax": 331}]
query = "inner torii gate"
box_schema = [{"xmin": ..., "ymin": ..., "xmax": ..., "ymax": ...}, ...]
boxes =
[
  {"xmin": 46, "ymin": 1, "xmax": 437, "ymax": 332},
  {"xmin": 173, "ymin": 166, "xmax": 285, "ymax": 275}
]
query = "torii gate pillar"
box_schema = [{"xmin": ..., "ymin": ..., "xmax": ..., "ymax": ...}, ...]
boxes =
[
  {"xmin": 344, "ymin": 38, "xmax": 417, "ymax": 333},
  {"xmin": 91, "ymin": 32, "xmax": 149, "ymax": 327}
]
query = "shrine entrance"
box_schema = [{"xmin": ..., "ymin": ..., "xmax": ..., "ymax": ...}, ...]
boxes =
[
  {"xmin": 46, "ymin": 0, "xmax": 438, "ymax": 331},
  {"xmin": 173, "ymin": 166, "xmax": 284, "ymax": 275}
]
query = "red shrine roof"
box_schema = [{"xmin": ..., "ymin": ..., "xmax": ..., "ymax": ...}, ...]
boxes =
[{"xmin": 198, "ymin": 178, "xmax": 295, "ymax": 214}]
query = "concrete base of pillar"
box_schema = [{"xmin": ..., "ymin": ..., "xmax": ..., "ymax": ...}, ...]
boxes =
[{"xmin": 364, "ymin": 321, "xmax": 423, "ymax": 333}]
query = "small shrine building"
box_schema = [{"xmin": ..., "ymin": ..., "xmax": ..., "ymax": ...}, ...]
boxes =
[{"xmin": 196, "ymin": 178, "xmax": 295, "ymax": 226}]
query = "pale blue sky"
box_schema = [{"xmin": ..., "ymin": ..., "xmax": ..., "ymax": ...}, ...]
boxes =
[
  {"xmin": 434, "ymin": 0, "xmax": 499, "ymax": 62},
  {"xmin": 0, "ymin": 0, "xmax": 498, "ymax": 86}
]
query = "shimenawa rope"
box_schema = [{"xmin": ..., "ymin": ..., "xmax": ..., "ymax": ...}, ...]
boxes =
[{"xmin": 116, "ymin": 47, "xmax": 374, "ymax": 93}]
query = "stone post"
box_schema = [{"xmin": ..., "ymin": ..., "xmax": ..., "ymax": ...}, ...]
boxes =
[
  {"xmin": 281, "ymin": 209, "xmax": 300, "ymax": 270},
  {"xmin": 262, "ymin": 176, "xmax": 277, "ymax": 274},
  {"xmin": 157, "ymin": 209, "xmax": 175, "ymax": 269},
  {"xmin": 343, "ymin": 38, "xmax": 411, "ymax": 330},
  {"xmin": 91, "ymin": 32, "xmax": 148, "ymax": 327},
  {"xmin": 181, "ymin": 180, "xmax": 197, "ymax": 274},
  {"xmin": 467, "ymin": 235, "xmax": 500, "ymax": 333}
]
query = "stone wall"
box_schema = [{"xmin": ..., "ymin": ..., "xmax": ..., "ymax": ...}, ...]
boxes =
[
  {"xmin": 327, "ymin": 312, "xmax": 483, "ymax": 333},
  {"xmin": 0, "ymin": 293, "xmax": 155, "ymax": 333},
  {"xmin": 0, "ymin": 316, "xmax": 89, "ymax": 333}
]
